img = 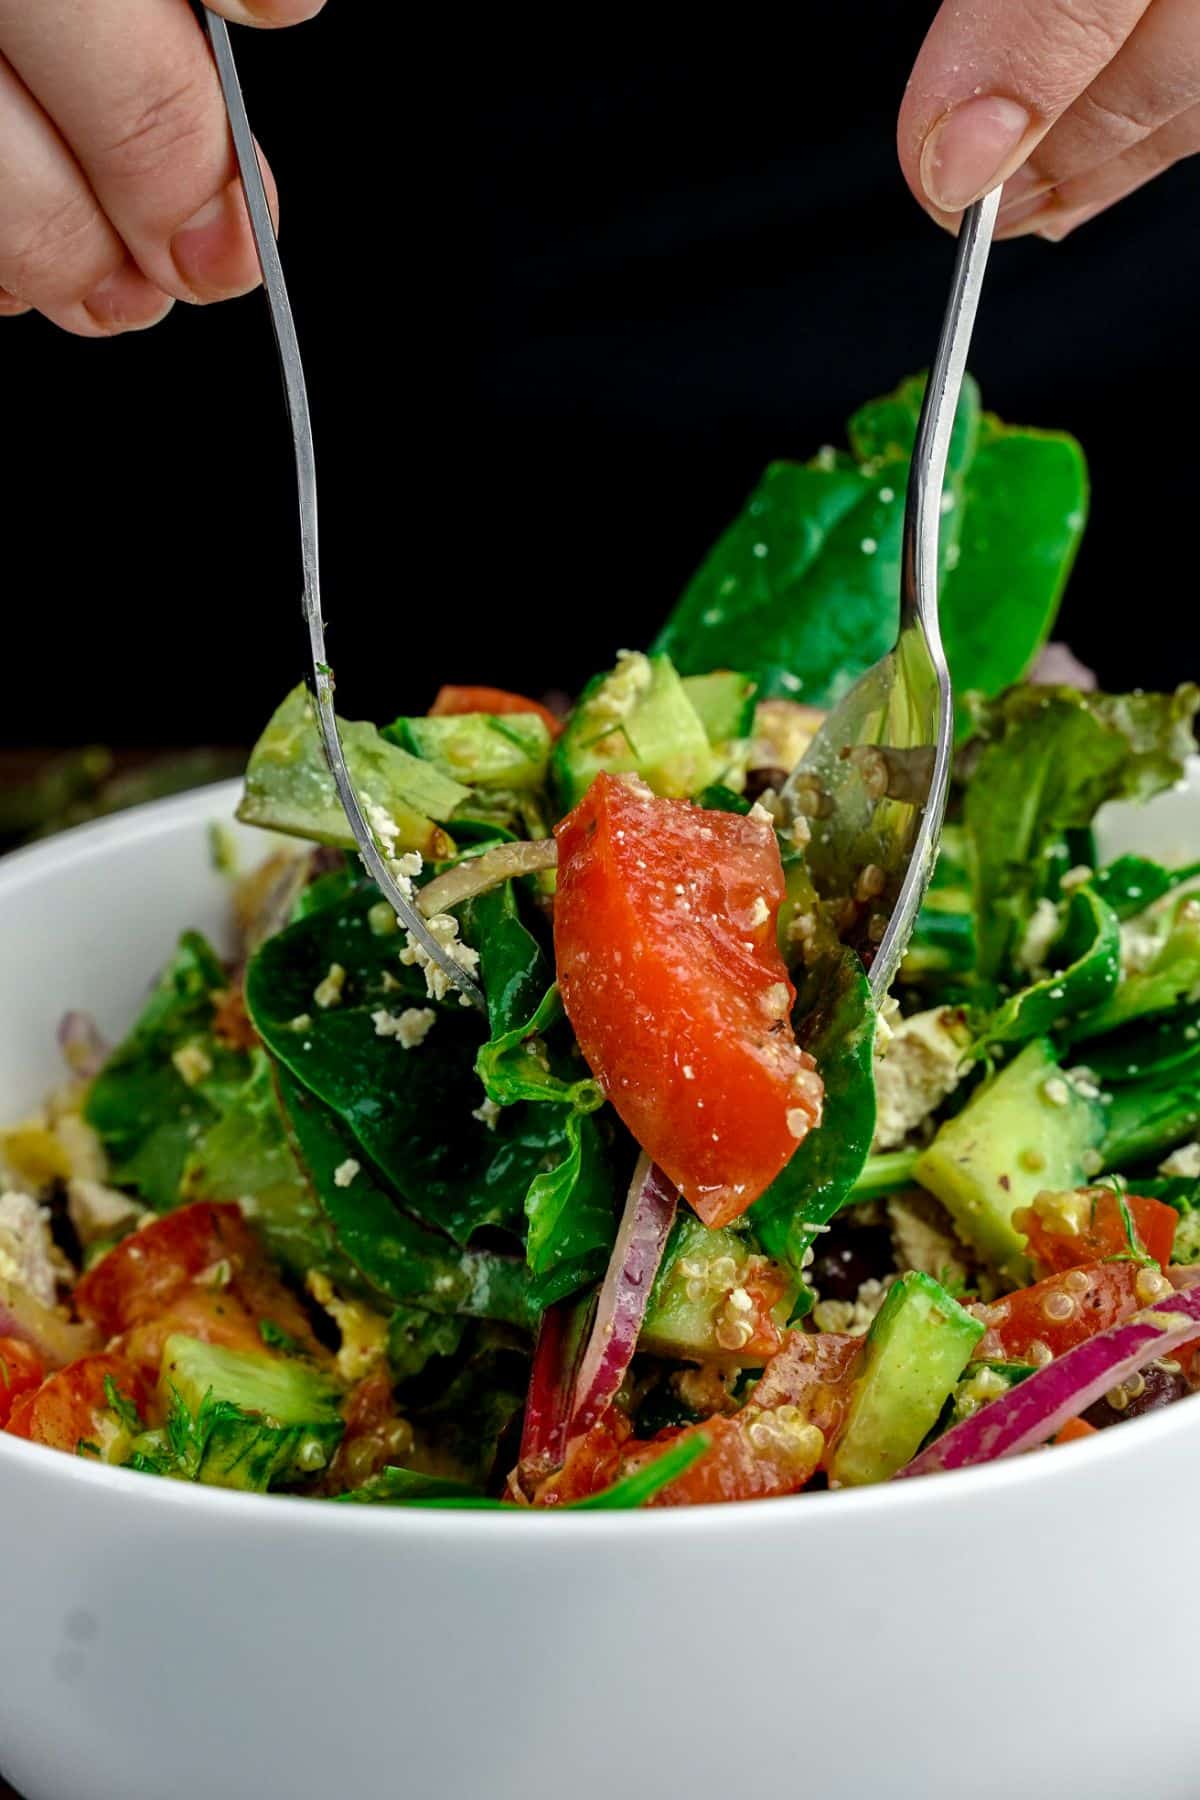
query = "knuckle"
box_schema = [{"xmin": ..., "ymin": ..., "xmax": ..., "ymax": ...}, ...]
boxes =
[
  {"xmin": 1010, "ymin": 0, "xmax": 1139, "ymax": 109},
  {"xmin": 3, "ymin": 193, "xmax": 106, "ymax": 301},
  {"xmin": 100, "ymin": 72, "xmax": 213, "ymax": 184}
]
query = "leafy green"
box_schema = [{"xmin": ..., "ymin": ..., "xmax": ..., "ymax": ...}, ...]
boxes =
[
  {"xmin": 977, "ymin": 886, "xmax": 1121, "ymax": 1049},
  {"xmin": 238, "ymin": 685, "xmax": 467, "ymax": 856},
  {"xmin": 1073, "ymin": 898, "xmax": 1200, "ymax": 1042},
  {"xmin": 1081, "ymin": 1001, "xmax": 1200, "ymax": 1084},
  {"xmin": 386, "ymin": 1307, "xmax": 467, "ymax": 1382},
  {"xmin": 178, "ymin": 1050, "xmax": 358, "ymax": 1286},
  {"xmin": 1101, "ymin": 1051, "xmax": 1200, "ymax": 1172},
  {"xmin": 962, "ymin": 684, "xmax": 1199, "ymax": 981},
  {"xmin": 334, "ymin": 1432, "xmax": 709, "ymax": 1509},
  {"xmin": 653, "ymin": 374, "xmax": 1087, "ymax": 722},
  {"xmin": 1093, "ymin": 855, "xmax": 1200, "ymax": 921},
  {"xmin": 750, "ymin": 948, "xmax": 876, "ymax": 1291},
  {"xmin": 384, "ymin": 713, "xmax": 551, "ymax": 794},
  {"xmin": 103, "ymin": 1375, "xmax": 145, "ymax": 1436},
  {"xmin": 277, "ymin": 1065, "xmax": 536, "ymax": 1327},
  {"xmin": 85, "ymin": 931, "xmax": 248, "ymax": 1208}
]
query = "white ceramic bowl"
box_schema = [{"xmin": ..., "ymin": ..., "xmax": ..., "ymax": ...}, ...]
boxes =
[{"xmin": 2, "ymin": 778, "xmax": 1199, "ymax": 1800}]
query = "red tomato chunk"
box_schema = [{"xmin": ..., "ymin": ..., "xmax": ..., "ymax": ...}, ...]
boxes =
[{"xmin": 554, "ymin": 774, "xmax": 822, "ymax": 1226}]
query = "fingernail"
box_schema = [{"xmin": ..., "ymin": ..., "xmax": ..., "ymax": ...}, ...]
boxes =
[
  {"xmin": 171, "ymin": 183, "xmax": 258, "ymax": 299},
  {"xmin": 84, "ymin": 263, "xmax": 174, "ymax": 330},
  {"xmin": 921, "ymin": 96, "xmax": 1034, "ymax": 212}
]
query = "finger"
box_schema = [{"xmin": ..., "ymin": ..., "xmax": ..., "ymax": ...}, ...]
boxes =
[
  {"xmin": 0, "ymin": 0, "xmax": 280, "ymax": 306},
  {"xmin": 996, "ymin": 0, "xmax": 1200, "ymax": 225},
  {"xmin": 900, "ymin": 0, "xmax": 1153, "ymax": 222},
  {"xmin": 1002, "ymin": 99, "xmax": 1200, "ymax": 239},
  {"xmin": 203, "ymin": 0, "xmax": 326, "ymax": 25},
  {"xmin": 0, "ymin": 53, "xmax": 172, "ymax": 336}
]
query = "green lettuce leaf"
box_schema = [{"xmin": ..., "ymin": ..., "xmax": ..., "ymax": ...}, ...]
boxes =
[
  {"xmin": 962, "ymin": 684, "xmax": 1199, "ymax": 982},
  {"xmin": 85, "ymin": 932, "xmax": 249, "ymax": 1208},
  {"xmin": 977, "ymin": 886, "xmax": 1121, "ymax": 1050},
  {"xmin": 749, "ymin": 947, "xmax": 876, "ymax": 1291},
  {"xmin": 1073, "ymin": 898, "xmax": 1200, "ymax": 1043},
  {"xmin": 653, "ymin": 374, "xmax": 1087, "ymax": 723}
]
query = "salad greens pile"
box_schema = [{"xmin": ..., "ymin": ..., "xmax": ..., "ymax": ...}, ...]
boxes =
[{"xmin": 12, "ymin": 370, "xmax": 1200, "ymax": 1510}]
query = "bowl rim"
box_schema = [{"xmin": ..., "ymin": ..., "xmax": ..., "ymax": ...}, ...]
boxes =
[{"xmin": 2, "ymin": 780, "xmax": 1198, "ymax": 1536}]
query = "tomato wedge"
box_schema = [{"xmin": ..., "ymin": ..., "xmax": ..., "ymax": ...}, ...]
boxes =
[
  {"xmin": 976, "ymin": 1262, "xmax": 1148, "ymax": 1363},
  {"xmin": 6, "ymin": 1352, "xmax": 149, "ymax": 1455},
  {"xmin": 554, "ymin": 774, "xmax": 822, "ymax": 1226},
  {"xmin": 429, "ymin": 684, "xmax": 562, "ymax": 738},
  {"xmin": 751, "ymin": 1329, "xmax": 864, "ymax": 1454},
  {"xmin": 75, "ymin": 1202, "xmax": 316, "ymax": 1352},
  {"xmin": 1016, "ymin": 1186, "xmax": 1177, "ymax": 1276},
  {"xmin": 619, "ymin": 1403, "xmax": 824, "ymax": 1506},
  {"xmin": 0, "ymin": 1337, "xmax": 44, "ymax": 1428}
]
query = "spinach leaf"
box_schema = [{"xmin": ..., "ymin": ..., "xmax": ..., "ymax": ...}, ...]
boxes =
[
  {"xmin": 85, "ymin": 931, "xmax": 249, "ymax": 1208},
  {"xmin": 977, "ymin": 886, "xmax": 1121, "ymax": 1049},
  {"xmin": 276, "ymin": 1064, "xmax": 536, "ymax": 1327},
  {"xmin": 247, "ymin": 880, "xmax": 616, "ymax": 1304},
  {"xmin": 1101, "ymin": 1048, "xmax": 1200, "ymax": 1172},
  {"xmin": 1093, "ymin": 855, "xmax": 1200, "ymax": 921},
  {"xmin": 238, "ymin": 685, "xmax": 467, "ymax": 856},
  {"xmin": 962, "ymin": 685, "xmax": 1199, "ymax": 982},
  {"xmin": 246, "ymin": 883, "xmax": 534, "ymax": 1241},
  {"xmin": 1073, "ymin": 899, "xmax": 1200, "ymax": 1043},
  {"xmin": 1080, "ymin": 1001, "xmax": 1200, "ymax": 1084},
  {"xmin": 749, "ymin": 947, "xmax": 876, "ymax": 1290},
  {"xmin": 464, "ymin": 885, "xmax": 616, "ymax": 1308},
  {"xmin": 337, "ymin": 1467, "xmax": 491, "ymax": 1505},
  {"xmin": 386, "ymin": 1306, "xmax": 467, "ymax": 1381},
  {"xmin": 653, "ymin": 374, "xmax": 1087, "ymax": 724}
]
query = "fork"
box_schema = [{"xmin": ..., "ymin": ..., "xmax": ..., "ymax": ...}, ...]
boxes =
[
  {"xmin": 781, "ymin": 191, "xmax": 1001, "ymax": 1003},
  {"xmin": 201, "ymin": 11, "xmax": 486, "ymax": 1012}
]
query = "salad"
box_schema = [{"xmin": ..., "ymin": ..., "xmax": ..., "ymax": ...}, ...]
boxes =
[{"xmin": 4, "ymin": 372, "xmax": 1200, "ymax": 1511}]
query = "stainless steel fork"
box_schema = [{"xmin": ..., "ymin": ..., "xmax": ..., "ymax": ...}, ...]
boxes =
[
  {"xmin": 202, "ymin": 12, "xmax": 486, "ymax": 1012},
  {"xmin": 781, "ymin": 191, "xmax": 1001, "ymax": 1003}
]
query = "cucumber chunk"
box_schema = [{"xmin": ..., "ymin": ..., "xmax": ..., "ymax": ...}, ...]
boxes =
[
  {"xmin": 552, "ymin": 652, "xmax": 715, "ymax": 809},
  {"xmin": 828, "ymin": 1271, "xmax": 984, "ymax": 1486}
]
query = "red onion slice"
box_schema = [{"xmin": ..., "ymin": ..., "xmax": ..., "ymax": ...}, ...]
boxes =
[
  {"xmin": 0, "ymin": 1277, "xmax": 99, "ymax": 1369},
  {"xmin": 897, "ymin": 1283, "xmax": 1200, "ymax": 1479},
  {"xmin": 570, "ymin": 1154, "xmax": 678, "ymax": 1437},
  {"xmin": 57, "ymin": 1011, "xmax": 110, "ymax": 1080},
  {"xmin": 514, "ymin": 1293, "xmax": 594, "ymax": 1495}
]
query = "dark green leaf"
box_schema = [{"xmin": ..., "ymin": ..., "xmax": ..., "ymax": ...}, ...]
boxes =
[
  {"xmin": 85, "ymin": 931, "xmax": 249, "ymax": 1208},
  {"xmin": 1101, "ymin": 1049, "xmax": 1200, "ymax": 1171},
  {"xmin": 749, "ymin": 948, "xmax": 876, "ymax": 1286},
  {"xmin": 570, "ymin": 1433, "xmax": 709, "ymax": 1508},
  {"xmin": 337, "ymin": 1466, "xmax": 488, "ymax": 1505},
  {"xmin": 653, "ymin": 375, "xmax": 1087, "ymax": 723},
  {"xmin": 977, "ymin": 886, "xmax": 1121, "ymax": 1049},
  {"xmin": 1093, "ymin": 855, "xmax": 1194, "ymax": 921},
  {"xmin": 276, "ymin": 1064, "xmax": 536, "ymax": 1328},
  {"xmin": 1073, "ymin": 899, "xmax": 1200, "ymax": 1043},
  {"xmin": 1080, "ymin": 1001, "xmax": 1200, "ymax": 1084}
]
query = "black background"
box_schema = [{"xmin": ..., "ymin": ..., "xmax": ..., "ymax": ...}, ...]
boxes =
[{"xmin": 4, "ymin": 3, "xmax": 1199, "ymax": 755}]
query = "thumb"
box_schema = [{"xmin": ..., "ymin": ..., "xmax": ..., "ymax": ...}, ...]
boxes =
[{"xmin": 899, "ymin": 0, "xmax": 1151, "ymax": 223}]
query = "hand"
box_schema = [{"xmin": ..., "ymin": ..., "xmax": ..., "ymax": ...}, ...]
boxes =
[
  {"xmin": 0, "ymin": 0, "xmax": 324, "ymax": 336},
  {"xmin": 900, "ymin": 1, "xmax": 1199, "ymax": 240}
]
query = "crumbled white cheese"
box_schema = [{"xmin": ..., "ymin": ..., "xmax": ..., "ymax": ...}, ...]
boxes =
[
  {"xmin": 1067, "ymin": 1067, "xmax": 1103, "ymax": 1102},
  {"xmin": 306, "ymin": 1269, "xmax": 389, "ymax": 1383},
  {"xmin": 1041, "ymin": 1076, "xmax": 1071, "ymax": 1108},
  {"xmin": 1120, "ymin": 918, "xmax": 1166, "ymax": 975},
  {"xmin": 472, "ymin": 1097, "xmax": 501, "ymax": 1131},
  {"xmin": 67, "ymin": 1178, "xmax": 147, "ymax": 1248},
  {"xmin": 747, "ymin": 896, "xmax": 770, "ymax": 928},
  {"xmin": 0, "ymin": 1190, "xmax": 61, "ymax": 1308},
  {"xmin": 1160, "ymin": 1141, "xmax": 1200, "ymax": 1179},
  {"xmin": 1015, "ymin": 898, "xmax": 1062, "ymax": 976},
  {"xmin": 171, "ymin": 1042, "xmax": 213, "ymax": 1087},
  {"xmin": 367, "ymin": 901, "xmax": 398, "ymax": 937},
  {"xmin": 313, "ymin": 963, "xmax": 346, "ymax": 1009},
  {"xmin": 372, "ymin": 1006, "xmax": 436, "ymax": 1049},
  {"xmin": 871, "ymin": 1007, "xmax": 970, "ymax": 1151},
  {"xmin": 812, "ymin": 1275, "xmax": 895, "ymax": 1337},
  {"xmin": 1060, "ymin": 865, "xmax": 1093, "ymax": 893},
  {"xmin": 888, "ymin": 1192, "xmax": 972, "ymax": 1291},
  {"xmin": 333, "ymin": 1158, "xmax": 361, "ymax": 1188},
  {"xmin": 289, "ymin": 1013, "xmax": 313, "ymax": 1032},
  {"xmin": 587, "ymin": 650, "xmax": 652, "ymax": 726},
  {"xmin": 399, "ymin": 912, "xmax": 480, "ymax": 1003},
  {"xmin": 747, "ymin": 801, "xmax": 775, "ymax": 826}
]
